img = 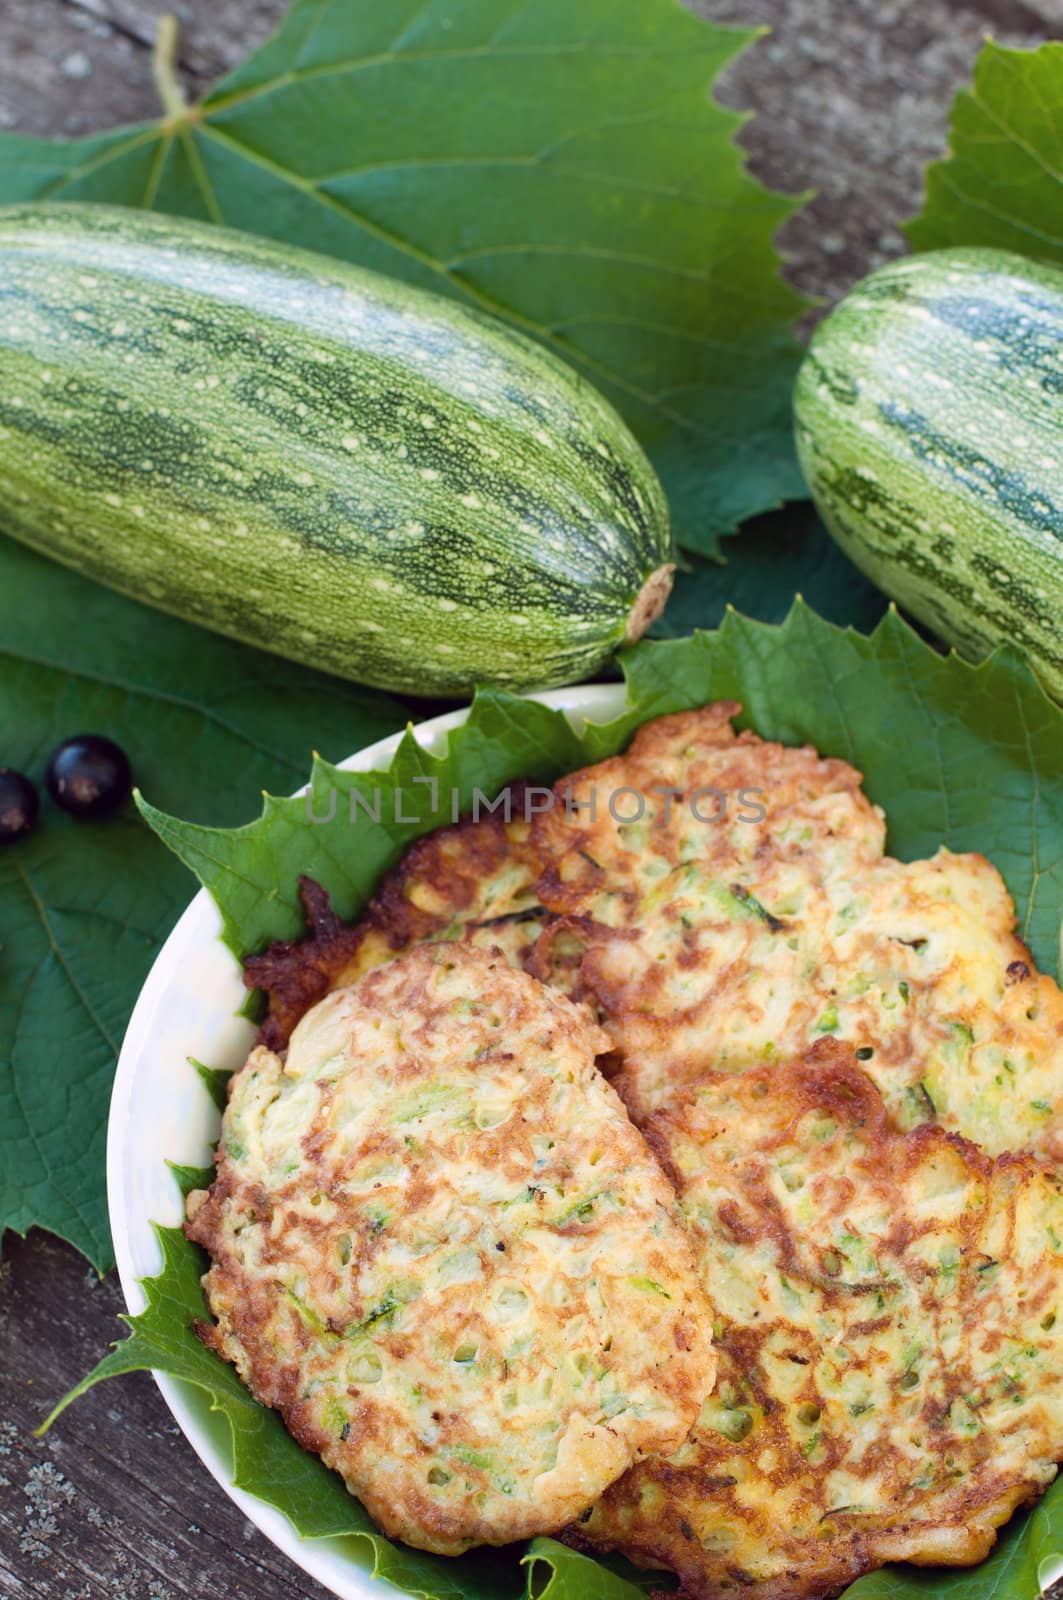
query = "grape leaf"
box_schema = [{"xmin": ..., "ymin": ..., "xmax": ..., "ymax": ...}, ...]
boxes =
[
  {"xmin": 0, "ymin": 533, "xmax": 406, "ymax": 1271},
  {"xmin": 906, "ymin": 39, "xmax": 1063, "ymax": 264},
  {"xmin": 141, "ymin": 600, "xmax": 1063, "ymax": 978},
  {"xmin": 523, "ymin": 1541, "xmax": 663, "ymax": 1600},
  {"xmin": 191, "ymin": 1060, "xmax": 233, "ymax": 1113},
  {"xmin": 138, "ymin": 686, "xmax": 592, "ymax": 956},
  {"xmin": 0, "ymin": 2, "xmax": 817, "ymax": 1268},
  {"xmin": 58, "ymin": 601, "xmax": 1063, "ymax": 1600},
  {"xmin": 0, "ymin": 0, "xmax": 810, "ymax": 553},
  {"xmin": 652, "ymin": 503, "xmax": 889, "ymax": 640}
]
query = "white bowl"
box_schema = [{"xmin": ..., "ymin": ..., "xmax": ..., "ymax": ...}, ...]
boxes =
[{"xmin": 107, "ymin": 682, "xmax": 628, "ymax": 1600}]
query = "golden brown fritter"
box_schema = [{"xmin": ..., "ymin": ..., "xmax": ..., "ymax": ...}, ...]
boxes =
[
  {"xmin": 570, "ymin": 1044, "xmax": 1063, "ymax": 1599},
  {"xmin": 531, "ymin": 705, "xmax": 1063, "ymax": 1158},
  {"xmin": 188, "ymin": 943, "xmax": 714, "ymax": 1555},
  {"xmin": 246, "ymin": 785, "xmax": 547, "ymax": 1049}
]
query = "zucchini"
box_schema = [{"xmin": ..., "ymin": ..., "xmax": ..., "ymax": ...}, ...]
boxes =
[
  {"xmin": 0, "ymin": 203, "xmax": 673, "ymax": 696},
  {"xmin": 794, "ymin": 247, "xmax": 1063, "ymax": 699}
]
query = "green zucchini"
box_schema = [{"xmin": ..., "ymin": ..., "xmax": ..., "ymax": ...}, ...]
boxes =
[
  {"xmin": 794, "ymin": 247, "xmax": 1063, "ymax": 699},
  {"xmin": 0, "ymin": 203, "xmax": 673, "ymax": 696}
]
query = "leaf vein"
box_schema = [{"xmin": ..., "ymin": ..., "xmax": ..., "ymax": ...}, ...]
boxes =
[
  {"xmin": 12, "ymin": 856, "xmax": 120, "ymax": 1056},
  {"xmin": 195, "ymin": 121, "xmax": 779, "ymax": 447},
  {"xmin": 0, "ymin": 642, "xmax": 308, "ymax": 775},
  {"xmin": 203, "ymin": 41, "xmax": 730, "ymax": 117}
]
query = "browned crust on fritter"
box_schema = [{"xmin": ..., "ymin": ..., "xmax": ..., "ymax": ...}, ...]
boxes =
[
  {"xmin": 564, "ymin": 1042, "xmax": 1063, "ymax": 1599},
  {"xmin": 529, "ymin": 705, "xmax": 884, "ymax": 1125},
  {"xmin": 242, "ymin": 875, "xmax": 359, "ymax": 1052},
  {"xmin": 244, "ymin": 783, "xmax": 546, "ymax": 1049},
  {"xmin": 564, "ymin": 1471, "xmax": 1046, "ymax": 1600}
]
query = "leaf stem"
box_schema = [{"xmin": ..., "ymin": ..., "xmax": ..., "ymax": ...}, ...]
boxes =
[{"xmin": 153, "ymin": 14, "xmax": 189, "ymax": 124}]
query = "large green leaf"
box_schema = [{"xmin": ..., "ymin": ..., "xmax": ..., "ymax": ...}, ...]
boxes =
[
  {"xmin": 0, "ymin": 534, "xmax": 406, "ymax": 1269},
  {"xmin": 653, "ymin": 503, "xmax": 889, "ymax": 640},
  {"xmin": 61, "ymin": 601, "xmax": 1063, "ymax": 1600},
  {"xmin": 524, "ymin": 1542, "xmax": 668, "ymax": 1600},
  {"xmin": 0, "ymin": 0, "xmax": 810, "ymax": 553},
  {"xmin": 906, "ymin": 39, "xmax": 1063, "ymax": 264}
]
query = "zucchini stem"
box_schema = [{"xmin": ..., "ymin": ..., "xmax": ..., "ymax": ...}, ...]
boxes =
[
  {"xmin": 153, "ymin": 15, "xmax": 190, "ymax": 124},
  {"xmin": 625, "ymin": 563, "xmax": 676, "ymax": 642}
]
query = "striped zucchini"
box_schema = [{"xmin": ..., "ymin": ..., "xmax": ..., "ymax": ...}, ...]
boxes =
[
  {"xmin": 0, "ymin": 204, "xmax": 673, "ymax": 696},
  {"xmin": 794, "ymin": 247, "xmax": 1063, "ymax": 699}
]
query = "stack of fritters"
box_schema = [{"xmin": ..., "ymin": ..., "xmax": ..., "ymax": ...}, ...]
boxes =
[
  {"xmin": 250, "ymin": 704, "xmax": 1063, "ymax": 1160},
  {"xmin": 195, "ymin": 703, "xmax": 1063, "ymax": 1594}
]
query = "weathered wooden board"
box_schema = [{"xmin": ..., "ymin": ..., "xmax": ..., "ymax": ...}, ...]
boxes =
[{"xmin": 0, "ymin": 1, "xmax": 1058, "ymax": 1595}]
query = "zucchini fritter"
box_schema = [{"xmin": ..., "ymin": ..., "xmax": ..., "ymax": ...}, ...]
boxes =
[
  {"xmin": 532, "ymin": 705, "xmax": 1063, "ymax": 1157},
  {"xmin": 187, "ymin": 943, "xmax": 714, "ymax": 1555},
  {"xmin": 572, "ymin": 1044, "xmax": 1063, "ymax": 1599}
]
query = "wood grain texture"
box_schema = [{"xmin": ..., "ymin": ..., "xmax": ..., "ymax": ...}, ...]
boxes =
[
  {"xmin": 0, "ymin": 1, "xmax": 1060, "ymax": 1596},
  {"xmin": 0, "ymin": 1230, "xmax": 333, "ymax": 1598},
  {"xmin": 700, "ymin": 0, "xmax": 1063, "ymax": 306}
]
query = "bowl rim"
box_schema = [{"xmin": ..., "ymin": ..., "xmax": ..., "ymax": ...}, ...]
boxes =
[{"xmin": 106, "ymin": 680, "xmax": 629, "ymax": 1600}]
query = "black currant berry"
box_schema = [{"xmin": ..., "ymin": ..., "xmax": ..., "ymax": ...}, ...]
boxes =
[
  {"xmin": 45, "ymin": 734, "xmax": 132, "ymax": 820},
  {"xmin": 0, "ymin": 768, "xmax": 39, "ymax": 844}
]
